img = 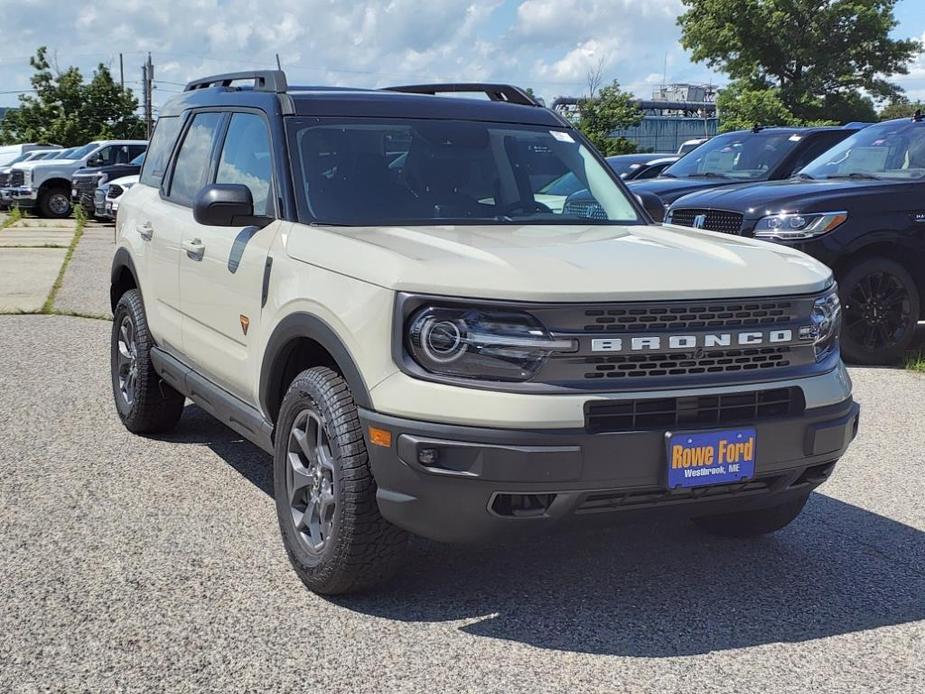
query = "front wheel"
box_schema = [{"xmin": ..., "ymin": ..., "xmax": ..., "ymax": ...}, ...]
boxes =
[
  {"xmin": 691, "ymin": 493, "xmax": 809, "ymax": 538},
  {"xmin": 840, "ymin": 257, "xmax": 920, "ymax": 365},
  {"xmin": 273, "ymin": 367, "xmax": 408, "ymax": 595},
  {"xmin": 37, "ymin": 186, "xmax": 71, "ymax": 218}
]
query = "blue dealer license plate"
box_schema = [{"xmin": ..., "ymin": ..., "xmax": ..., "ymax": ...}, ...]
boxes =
[{"xmin": 666, "ymin": 428, "xmax": 756, "ymax": 489}]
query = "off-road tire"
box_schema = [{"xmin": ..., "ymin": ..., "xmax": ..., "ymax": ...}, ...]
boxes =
[
  {"xmin": 691, "ymin": 493, "xmax": 809, "ymax": 538},
  {"xmin": 110, "ymin": 289, "xmax": 185, "ymax": 434},
  {"xmin": 839, "ymin": 257, "xmax": 920, "ymax": 365},
  {"xmin": 37, "ymin": 185, "xmax": 71, "ymax": 218},
  {"xmin": 274, "ymin": 367, "xmax": 408, "ymax": 595}
]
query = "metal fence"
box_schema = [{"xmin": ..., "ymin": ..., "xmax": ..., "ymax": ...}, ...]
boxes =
[{"xmin": 612, "ymin": 116, "xmax": 718, "ymax": 153}]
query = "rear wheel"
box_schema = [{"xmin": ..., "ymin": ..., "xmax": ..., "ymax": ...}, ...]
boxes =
[
  {"xmin": 273, "ymin": 367, "xmax": 408, "ymax": 595},
  {"xmin": 692, "ymin": 493, "xmax": 809, "ymax": 538},
  {"xmin": 110, "ymin": 289, "xmax": 185, "ymax": 434},
  {"xmin": 38, "ymin": 185, "xmax": 71, "ymax": 218},
  {"xmin": 840, "ymin": 257, "xmax": 919, "ymax": 365}
]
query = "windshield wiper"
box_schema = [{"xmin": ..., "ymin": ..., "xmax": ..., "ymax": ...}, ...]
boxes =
[
  {"xmin": 686, "ymin": 172, "xmax": 730, "ymax": 179},
  {"xmin": 824, "ymin": 172, "xmax": 881, "ymax": 180},
  {"xmin": 793, "ymin": 172, "xmax": 815, "ymax": 181},
  {"xmin": 659, "ymin": 172, "xmax": 678, "ymax": 179}
]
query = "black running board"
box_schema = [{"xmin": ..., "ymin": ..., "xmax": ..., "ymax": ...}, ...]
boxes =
[{"xmin": 150, "ymin": 347, "xmax": 275, "ymax": 454}]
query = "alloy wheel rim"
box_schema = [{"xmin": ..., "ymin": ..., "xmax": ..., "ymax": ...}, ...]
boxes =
[
  {"xmin": 116, "ymin": 315, "xmax": 138, "ymax": 406},
  {"xmin": 286, "ymin": 409, "xmax": 337, "ymax": 554},
  {"xmin": 844, "ymin": 271, "xmax": 912, "ymax": 350},
  {"xmin": 49, "ymin": 192, "xmax": 69, "ymax": 215}
]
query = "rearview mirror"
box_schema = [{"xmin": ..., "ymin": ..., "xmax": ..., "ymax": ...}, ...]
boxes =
[
  {"xmin": 193, "ymin": 184, "xmax": 257, "ymax": 226},
  {"xmin": 635, "ymin": 192, "xmax": 666, "ymax": 223}
]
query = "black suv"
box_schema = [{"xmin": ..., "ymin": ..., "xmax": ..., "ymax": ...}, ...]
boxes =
[
  {"xmin": 623, "ymin": 126, "xmax": 862, "ymax": 217},
  {"xmin": 666, "ymin": 116, "xmax": 925, "ymax": 364},
  {"xmin": 72, "ymin": 147, "xmax": 147, "ymax": 216}
]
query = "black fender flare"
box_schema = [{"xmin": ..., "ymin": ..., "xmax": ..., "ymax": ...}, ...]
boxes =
[
  {"xmin": 259, "ymin": 312, "xmax": 373, "ymax": 419},
  {"xmin": 110, "ymin": 247, "xmax": 141, "ymax": 310}
]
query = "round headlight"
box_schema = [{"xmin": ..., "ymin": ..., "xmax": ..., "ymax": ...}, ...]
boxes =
[{"xmin": 418, "ymin": 318, "xmax": 466, "ymax": 363}]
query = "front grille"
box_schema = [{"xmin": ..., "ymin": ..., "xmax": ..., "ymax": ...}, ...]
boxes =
[
  {"xmin": 10, "ymin": 170, "xmax": 24, "ymax": 187},
  {"xmin": 563, "ymin": 199, "xmax": 607, "ymax": 220},
  {"xmin": 575, "ymin": 346, "xmax": 793, "ymax": 381},
  {"xmin": 0, "ymin": 172, "xmax": 10, "ymax": 187},
  {"xmin": 579, "ymin": 299, "xmax": 798, "ymax": 333},
  {"xmin": 670, "ymin": 208, "xmax": 744, "ymax": 234},
  {"xmin": 584, "ymin": 386, "xmax": 802, "ymax": 434}
]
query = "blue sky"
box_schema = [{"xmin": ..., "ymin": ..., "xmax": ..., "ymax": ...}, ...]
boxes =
[{"xmin": 1, "ymin": 0, "xmax": 923, "ymax": 114}]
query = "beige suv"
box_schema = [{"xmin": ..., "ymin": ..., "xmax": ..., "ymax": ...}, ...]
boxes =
[{"xmin": 110, "ymin": 71, "xmax": 859, "ymax": 594}]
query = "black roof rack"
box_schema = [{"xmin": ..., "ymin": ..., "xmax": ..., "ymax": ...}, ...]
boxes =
[
  {"xmin": 185, "ymin": 70, "xmax": 288, "ymax": 93},
  {"xmin": 383, "ymin": 83, "xmax": 540, "ymax": 107}
]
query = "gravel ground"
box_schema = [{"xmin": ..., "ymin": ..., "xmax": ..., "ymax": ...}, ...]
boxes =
[
  {"xmin": 53, "ymin": 223, "xmax": 114, "ymax": 318},
  {"xmin": 0, "ymin": 314, "xmax": 923, "ymax": 693}
]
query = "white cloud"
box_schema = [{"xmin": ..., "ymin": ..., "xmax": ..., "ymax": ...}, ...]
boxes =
[{"xmin": 0, "ymin": 0, "xmax": 724, "ymax": 115}]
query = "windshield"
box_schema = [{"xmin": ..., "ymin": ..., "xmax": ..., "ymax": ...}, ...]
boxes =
[
  {"xmin": 800, "ymin": 121, "xmax": 925, "ymax": 180},
  {"xmin": 287, "ymin": 118, "xmax": 640, "ymax": 226},
  {"xmin": 67, "ymin": 143, "xmax": 99, "ymax": 161},
  {"xmin": 52, "ymin": 148, "xmax": 75, "ymax": 160},
  {"xmin": 664, "ymin": 131, "xmax": 802, "ymax": 180}
]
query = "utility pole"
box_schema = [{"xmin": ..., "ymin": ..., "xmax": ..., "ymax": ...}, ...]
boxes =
[
  {"xmin": 276, "ymin": 53, "xmax": 282, "ymax": 71},
  {"xmin": 142, "ymin": 53, "xmax": 154, "ymax": 138},
  {"xmin": 119, "ymin": 53, "xmax": 124, "ymax": 90}
]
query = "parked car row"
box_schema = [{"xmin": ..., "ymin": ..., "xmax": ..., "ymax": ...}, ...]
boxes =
[
  {"xmin": 556, "ymin": 117, "xmax": 922, "ymax": 365},
  {"xmin": 0, "ymin": 139, "xmax": 147, "ymax": 218}
]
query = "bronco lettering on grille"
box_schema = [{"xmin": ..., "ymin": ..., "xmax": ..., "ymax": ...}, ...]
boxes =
[{"xmin": 591, "ymin": 329, "xmax": 797, "ymax": 353}]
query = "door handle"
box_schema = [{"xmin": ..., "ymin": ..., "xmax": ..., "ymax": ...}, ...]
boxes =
[
  {"xmin": 136, "ymin": 222, "xmax": 153, "ymax": 241},
  {"xmin": 182, "ymin": 238, "xmax": 205, "ymax": 261}
]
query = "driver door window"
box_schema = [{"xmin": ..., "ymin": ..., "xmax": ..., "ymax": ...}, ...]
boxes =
[{"xmin": 169, "ymin": 112, "xmax": 225, "ymax": 206}]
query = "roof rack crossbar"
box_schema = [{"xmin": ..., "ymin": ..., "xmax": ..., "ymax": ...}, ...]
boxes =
[
  {"xmin": 184, "ymin": 70, "xmax": 288, "ymax": 93},
  {"xmin": 383, "ymin": 83, "xmax": 540, "ymax": 107}
]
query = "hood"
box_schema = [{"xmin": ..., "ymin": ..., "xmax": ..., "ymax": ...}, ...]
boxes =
[
  {"xmin": 17, "ymin": 158, "xmax": 79, "ymax": 171},
  {"xmin": 72, "ymin": 163, "xmax": 141, "ymax": 179},
  {"xmin": 109, "ymin": 174, "xmax": 139, "ymax": 187},
  {"xmin": 285, "ymin": 223, "xmax": 832, "ymax": 302},
  {"xmin": 669, "ymin": 178, "xmax": 904, "ymax": 219},
  {"xmin": 627, "ymin": 176, "xmax": 756, "ymax": 205}
]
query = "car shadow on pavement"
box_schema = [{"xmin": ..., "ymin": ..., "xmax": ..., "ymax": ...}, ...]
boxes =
[{"xmin": 170, "ymin": 405, "xmax": 925, "ymax": 658}]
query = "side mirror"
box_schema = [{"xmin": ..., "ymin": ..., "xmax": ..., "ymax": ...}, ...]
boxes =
[
  {"xmin": 635, "ymin": 192, "xmax": 666, "ymax": 223},
  {"xmin": 87, "ymin": 155, "xmax": 103, "ymax": 167},
  {"xmin": 193, "ymin": 184, "xmax": 255, "ymax": 226}
]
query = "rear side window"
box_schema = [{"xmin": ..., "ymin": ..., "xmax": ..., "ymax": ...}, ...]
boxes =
[
  {"xmin": 140, "ymin": 116, "xmax": 182, "ymax": 187},
  {"xmin": 168, "ymin": 112, "xmax": 224, "ymax": 206},
  {"xmin": 216, "ymin": 113, "xmax": 273, "ymax": 216}
]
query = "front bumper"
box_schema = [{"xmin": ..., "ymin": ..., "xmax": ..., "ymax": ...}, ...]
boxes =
[
  {"xmin": 10, "ymin": 187, "xmax": 37, "ymax": 207},
  {"xmin": 360, "ymin": 397, "xmax": 859, "ymax": 543}
]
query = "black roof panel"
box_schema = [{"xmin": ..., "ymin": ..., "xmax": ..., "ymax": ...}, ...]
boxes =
[{"xmin": 160, "ymin": 85, "xmax": 566, "ymax": 127}]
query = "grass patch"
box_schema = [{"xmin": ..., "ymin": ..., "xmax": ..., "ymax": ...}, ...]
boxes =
[
  {"xmin": 905, "ymin": 352, "xmax": 925, "ymax": 374},
  {"xmin": 40, "ymin": 213, "xmax": 85, "ymax": 314},
  {"xmin": 1, "ymin": 207, "xmax": 23, "ymax": 230}
]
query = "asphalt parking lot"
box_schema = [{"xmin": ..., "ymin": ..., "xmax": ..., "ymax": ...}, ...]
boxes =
[{"xmin": 0, "ymin": 313, "xmax": 923, "ymax": 693}]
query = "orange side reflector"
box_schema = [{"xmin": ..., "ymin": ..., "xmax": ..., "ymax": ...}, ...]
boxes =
[{"xmin": 368, "ymin": 427, "xmax": 392, "ymax": 447}]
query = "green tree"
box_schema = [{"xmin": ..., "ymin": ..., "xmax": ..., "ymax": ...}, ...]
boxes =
[
  {"xmin": 717, "ymin": 81, "xmax": 800, "ymax": 132},
  {"xmin": 679, "ymin": 0, "xmax": 920, "ymax": 122},
  {"xmin": 0, "ymin": 47, "xmax": 143, "ymax": 146},
  {"xmin": 576, "ymin": 80, "xmax": 643, "ymax": 155},
  {"xmin": 880, "ymin": 98, "xmax": 925, "ymax": 120}
]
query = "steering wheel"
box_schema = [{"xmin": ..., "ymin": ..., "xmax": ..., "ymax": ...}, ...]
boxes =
[{"xmin": 496, "ymin": 200, "xmax": 553, "ymax": 216}]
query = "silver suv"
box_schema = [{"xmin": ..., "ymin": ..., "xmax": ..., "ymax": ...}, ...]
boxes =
[{"xmin": 110, "ymin": 71, "xmax": 859, "ymax": 594}]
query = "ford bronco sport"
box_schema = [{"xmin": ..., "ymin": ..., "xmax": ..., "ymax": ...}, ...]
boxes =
[{"xmin": 110, "ymin": 71, "xmax": 859, "ymax": 595}]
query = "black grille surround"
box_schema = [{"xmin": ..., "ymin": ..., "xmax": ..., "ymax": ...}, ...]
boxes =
[
  {"xmin": 0, "ymin": 172, "xmax": 10, "ymax": 187},
  {"xmin": 584, "ymin": 386, "xmax": 803, "ymax": 434},
  {"xmin": 669, "ymin": 208, "xmax": 745, "ymax": 235},
  {"xmin": 394, "ymin": 291, "xmax": 833, "ymax": 393},
  {"xmin": 9, "ymin": 170, "xmax": 24, "ymax": 187}
]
